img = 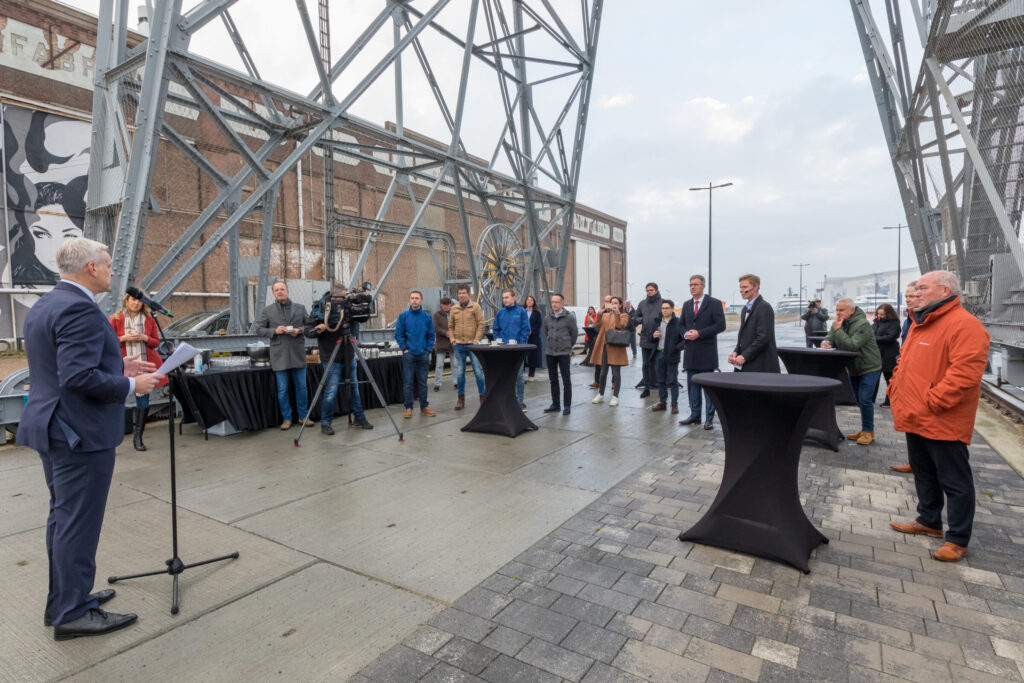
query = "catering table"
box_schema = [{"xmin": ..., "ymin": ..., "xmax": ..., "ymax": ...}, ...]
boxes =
[
  {"xmin": 678, "ymin": 372, "xmax": 839, "ymax": 573},
  {"xmin": 461, "ymin": 344, "xmax": 538, "ymax": 437},
  {"xmin": 777, "ymin": 347, "xmax": 861, "ymax": 451},
  {"xmin": 172, "ymin": 356, "xmax": 404, "ymax": 433}
]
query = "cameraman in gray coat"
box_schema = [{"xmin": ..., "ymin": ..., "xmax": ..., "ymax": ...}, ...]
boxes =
[
  {"xmin": 543, "ymin": 293, "xmax": 578, "ymax": 415},
  {"xmin": 256, "ymin": 281, "xmax": 311, "ymax": 429},
  {"xmin": 801, "ymin": 297, "xmax": 830, "ymax": 348}
]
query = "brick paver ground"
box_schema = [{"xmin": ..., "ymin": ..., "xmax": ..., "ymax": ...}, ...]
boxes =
[{"xmin": 356, "ymin": 399, "xmax": 1024, "ymax": 682}]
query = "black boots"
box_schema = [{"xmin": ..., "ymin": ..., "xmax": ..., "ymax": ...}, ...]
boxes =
[{"xmin": 133, "ymin": 406, "xmax": 148, "ymax": 451}]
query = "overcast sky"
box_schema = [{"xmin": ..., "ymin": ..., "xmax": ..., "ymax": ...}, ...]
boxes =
[{"xmin": 62, "ymin": 0, "xmax": 913, "ymax": 306}]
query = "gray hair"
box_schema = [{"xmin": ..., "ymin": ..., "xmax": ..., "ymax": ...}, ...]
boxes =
[
  {"xmin": 922, "ymin": 270, "xmax": 960, "ymax": 296},
  {"xmin": 837, "ymin": 297, "xmax": 855, "ymax": 308},
  {"xmin": 57, "ymin": 237, "xmax": 109, "ymax": 276},
  {"xmin": 689, "ymin": 274, "xmax": 706, "ymax": 285},
  {"xmin": 906, "ymin": 280, "xmax": 918, "ymax": 289}
]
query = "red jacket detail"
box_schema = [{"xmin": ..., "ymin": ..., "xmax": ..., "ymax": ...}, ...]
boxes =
[{"xmin": 109, "ymin": 313, "xmax": 169, "ymax": 388}]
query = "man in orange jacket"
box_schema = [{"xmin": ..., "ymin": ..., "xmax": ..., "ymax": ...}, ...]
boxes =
[{"xmin": 888, "ymin": 271, "xmax": 989, "ymax": 563}]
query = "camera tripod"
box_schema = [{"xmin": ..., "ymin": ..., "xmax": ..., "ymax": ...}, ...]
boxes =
[{"xmin": 294, "ymin": 335, "xmax": 403, "ymax": 446}]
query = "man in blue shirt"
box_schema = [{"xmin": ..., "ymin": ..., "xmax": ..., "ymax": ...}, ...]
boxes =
[
  {"xmin": 394, "ymin": 290, "xmax": 436, "ymax": 417},
  {"xmin": 491, "ymin": 288, "xmax": 531, "ymax": 409}
]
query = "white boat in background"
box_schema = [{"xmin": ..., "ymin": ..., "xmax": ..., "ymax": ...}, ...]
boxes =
[{"xmin": 776, "ymin": 288, "xmax": 805, "ymax": 314}]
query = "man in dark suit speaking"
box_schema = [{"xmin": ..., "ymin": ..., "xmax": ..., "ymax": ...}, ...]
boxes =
[
  {"xmin": 727, "ymin": 273, "xmax": 780, "ymax": 373},
  {"xmin": 17, "ymin": 237, "xmax": 163, "ymax": 641},
  {"xmin": 679, "ymin": 274, "xmax": 727, "ymax": 429}
]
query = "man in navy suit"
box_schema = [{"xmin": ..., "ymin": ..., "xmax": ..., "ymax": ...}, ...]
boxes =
[
  {"xmin": 650, "ymin": 300, "xmax": 683, "ymax": 414},
  {"xmin": 728, "ymin": 273, "xmax": 780, "ymax": 374},
  {"xmin": 17, "ymin": 237, "xmax": 163, "ymax": 641},
  {"xmin": 679, "ymin": 275, "xmax": 727, "ymax": 430}
]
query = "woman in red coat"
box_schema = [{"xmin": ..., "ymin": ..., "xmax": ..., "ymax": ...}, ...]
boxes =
[{"xmin": 110, "ymin": 293, "xmax": 168, "ymax": 450}]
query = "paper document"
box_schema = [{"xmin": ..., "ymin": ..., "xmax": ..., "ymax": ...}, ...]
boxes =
[{"xmin": 156, "ymin": 342, "xmax": 201, "ymax": 375}]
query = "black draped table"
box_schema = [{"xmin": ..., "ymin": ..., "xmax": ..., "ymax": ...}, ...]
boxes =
[
  {"xmin": 777, "ymin": 347, "xmax": 861, "ymax": 451},
  {"xmin": 173, "ymin": 356, "xmax": 404, "ymax": 433},
  {"xmin": 461, "ymin": 344, "xmax": 538, "ymax": 437},
  {"xmin": 678, "ymin": 372, "xmax": 839, "ymax": 573}
]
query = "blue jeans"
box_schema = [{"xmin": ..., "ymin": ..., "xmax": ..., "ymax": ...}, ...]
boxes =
[
  {"xmin": 275, "ymin": 368, "xmax": 308, "ymax": 422},
  {"xmin": 515, "ymin": 362, "xmax": 525, "ymax": 404},
  {"xmin": 686, "ymin": 369, "xmax": 716, "ymax": 421},
  {"xmin": 134, "ymin": 393, "xmax": 150, "ymax": 409},
  {"xmin": 848, "ymin": 369, "xmax": 881, "ymax": 432},
  {"xmin": 653, "ymin": 350, "xmax": 679, "ymax": 405},
  {"xmin": 403, "ymin": 352, "xmax": 430, "ymax": 409},
  {"xmin": 349, "ymin": 358, "xmax": 366, "ymax": 420},
  {"xmin": 453, "ymin": 344, "xmax": 485, "ymax": 396}
]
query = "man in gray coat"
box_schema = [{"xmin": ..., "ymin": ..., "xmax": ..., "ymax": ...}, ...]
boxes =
[
  {"xmin": 256, "ymin": 280, "xmax": 312, "ymax": 429},
  {"xmin": 801, "ymin": 297, "xmax": 830, "ymax": 347},
  {"xmin": 543, "ymin": 293, "xmax": 578, "ymax": 415}
]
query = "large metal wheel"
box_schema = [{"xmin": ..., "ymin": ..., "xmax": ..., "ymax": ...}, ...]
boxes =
[{"xmin": 476, "ymin": 223, "xmax": 525, "ymax": 310}]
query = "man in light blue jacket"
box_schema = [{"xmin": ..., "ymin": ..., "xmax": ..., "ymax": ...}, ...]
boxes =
[
  {"xmin": 394, "ymin": 290, "xmax": 436, "ymax": 417},
  {"xmin": 491, "ymin": 288, "xmax": 531, "ymax": 409}
]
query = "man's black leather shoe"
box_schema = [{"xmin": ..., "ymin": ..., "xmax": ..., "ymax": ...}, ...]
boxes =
[
  {"xmin": 679, "ymin": 415, "xmax": 701, "ymax": 425},
  {"xmin": 321, "ymin": 423, "xmax": 335, "ymax": 435},
  {"xmin": 45, "ymin": 589, "xmax": 117, "ymax": 627},
  {"xmin": 53, "ymin": 608, "xmax": 137, "ymax": 641},
  {"xmin": 543, "ymin": 404, "xmax": 561, "ymax": 413},
  {"xmin": 703, "ymin": 418, "xmax": 715, "ymax": 430},
  {"xmin": 634, "ymin": 381, "xmax": 644, "ymax": 389},
  {"xmin": 562, "ymin": 407, "xmax": 571, "ymax": 415},
  {"xmin": 355, "ymin": 418, "xmax": 374, "ymax": 430},
  {"xmin": 639, "ymin": 389, "xmax": 651, "ymax": 398}
]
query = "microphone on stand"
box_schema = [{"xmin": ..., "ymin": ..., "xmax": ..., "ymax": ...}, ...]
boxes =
[{"xmin": 126, "ymin": 286, "xmax": 175, "ymax": 317}]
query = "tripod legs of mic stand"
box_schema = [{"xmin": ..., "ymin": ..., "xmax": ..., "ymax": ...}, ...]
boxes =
[{"xmin": 108, "ymin": 372, "xmax": 239, "ymax": 615}]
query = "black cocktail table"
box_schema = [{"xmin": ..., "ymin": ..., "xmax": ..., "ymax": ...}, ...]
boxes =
[
  {"xmin": 777, "ymin": 347, "xmax": 860, "ymax": 451},
  {"xmin": 678, "ymin": 372, "xmax": 839, "ymax": 573},
  {"xmin": 461, "ymin": 344, "xmax": 538, "ymax": 437}
]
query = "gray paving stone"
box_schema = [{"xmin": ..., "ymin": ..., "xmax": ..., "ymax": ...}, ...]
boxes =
[
  {"xmin": 494, "ymin": 599, "xmax": 578, "ymax": 643},
  {"xmin": 599, "ymin": 552, "xmax": 656, "ymax": 577},
  {"xmin": 685, "ymin": 637, "xmax": 763, "ymax": 681},
  {"xmin": 420, "ymin": 662, "xmax": 485, "ymax": 683},
  {"xmin": 362, "ymin": 645, "xmax": 438, "ymax": 682},
  {"xmin": 453, "ymin": 587, "xmax": 515, "ymax": 620},
  {"xmin": 517, "ymin": 638, "xmax": 595, "ymax": 682},
  {"xmin": 498, "ymin": 560, "xmax": 555, "ymax": 586},
  {"xmin": 643, "ymin": 623, "xmax": 692, "ymax": 656},
  {"xmin": 555, "ymin": 555, "xmax": 624, "ymax": 588},
  {"xmin": 580, "ymin": 662, "xmax": 647, "ymax": 682},
  {"xmin": 562, "ymin": 621, "xmax": 628, "ymax": 664},
  {"xmin": 478, "ymin": 626, "xmax": 531, "ymax": 658},
  {"xmin": 430, "ymin": 608, "xmax": 498, "ymax": 643},
  {"xmin": 434, "ymin": 637, "xmax": 501, "ymax": 676},
  {"xmin": 552, "ymin": 593, "xmax": 617, "ymax": 628},
  {"xmin": 760, "ymin": 660, "xmax": 827, "ymax": 682},
  {"xmin": 658, "ymin": 584, "xmax": 738, "ymax": 624},
  {"xmin": 798, "ymin": 647, "xmax": 850, "ymax": 682},
  {"xmin": 547, "ymin": 574, "xmax": 587, "ymax": 596},
  {"xmin": 633, "ymin": 599, "xmax": 688, "ymax": 629},
  {"xmin": 479, "ymin": 654, "xmax": 561, "ymax": 683},
  {"xmin": 481, "ymin": 573, "xmax": 519, "ymax": 595},
  {"xmin": 730, "ymin": 605, "xmax": 792, "ymax": 641},
  {"xmin": 682, "ymin": 614, "xmax": 757, "ymax": 653},
  {"xmin": 681, "ymin": 573, "xmax": 722, "ymax": 596},
  {"xmin": 612, "ymin": 571, "xmax": 666, "ymax": 602},
  {"xmin": 404, "ymin": 625, "xmax": 456, "ymax": 656},
  {"xmin": 515, "ymin": 547, "xmax": 566, "ymax": 571},
  {"xmin": 507, "ymin": 581, "xmax": 560, "ymax": 608},
  {"xmin": 881, "ymin": 643, "xmax": 953, "ymax": 681},
  {"xmin": 849, "ymin": 601, "xmax": 927, "ymax": 635},
  {"xmin": 611, "ymin": 639, "xmax": 711, "ymax": 682},
  {"xmin": 577, "ymin": 583, "xmax": 642, "ymax": 613},
  {"xmin": 606, "ymin": 612, "xmax": 653, "ymax": 640}
]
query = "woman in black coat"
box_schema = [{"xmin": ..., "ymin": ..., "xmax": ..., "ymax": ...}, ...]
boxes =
[
  {"xmin": 524, "ymin": 295, "xmax": 543, "ymax": 379},
  {"xmin": 873, "ymin": 304, "xmax": 901, "ymax": 406}
]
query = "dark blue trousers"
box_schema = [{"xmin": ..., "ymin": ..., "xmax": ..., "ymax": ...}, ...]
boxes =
[
  {"xmin": 685, "ymin": 369, "xmax": 717, "ymax": 421},
  {"xmin": 403, "ymin": 352, "xmax": 430, "ymax": 409},
  {"xmin": 907, "ymin": 432, "xmax": 975, "ymax": 546},
  {"xmin": 39, "ymin": 424, "xmax": 115, "ymax": 626},
  {"xmin": 641, "ymin": 346, "xmax": 659, "ymax": 389}
]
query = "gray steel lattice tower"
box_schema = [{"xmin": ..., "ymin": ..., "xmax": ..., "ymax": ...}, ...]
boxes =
[
  {"xmin": 851, "ymin": 0, "xmax": 1024, "ymax": 350},
  {"xmin": 85, "ymin": 0, "xmax": 604, "ymax": 327}
]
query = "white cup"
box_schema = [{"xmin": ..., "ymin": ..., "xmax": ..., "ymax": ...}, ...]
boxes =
[{"xmin": 508, "ymin": 339, "xmax": 518, "ymax": 345}]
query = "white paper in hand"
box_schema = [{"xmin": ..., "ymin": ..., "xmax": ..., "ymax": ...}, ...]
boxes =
[{"xmin": 157, "ymin": 342, "xmax": 201, "ymax": 375}]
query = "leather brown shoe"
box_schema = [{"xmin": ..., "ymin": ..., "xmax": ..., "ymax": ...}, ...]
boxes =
[
  {"xmin": 588, "ymin": 382, "xmax": 599, "ymax": 388},
  {"xmin": 455, "ymin": 395, "xmax": 465, "ymax": 411},
  {"xmin": 279, "ymin": 421, "xmax": 292, "ymax": 430},
  {"xmin": 302, "ymin": 418, "xmax": 316, "ymax": 427},
  {"xmin": 651, "ymin": 402, "xmax": 667, "ymax": 412},
  {"xmin": 479, "ymin": 394, "xmax": 485, "ymax": 403},
  {"xmin": 856, "ymin": 431, "xmax": 874, "ymax": 446},
  {"xmin": 403, "ymin": 409, "xmax": 413, "ymax": 418},
  {"xmin": 421, "ymin": 408, "xmax": 436, "ymax": 417},
  {"xmin": 890, "ymin": 464, "xmax": 912, "ymax": 473},
  {"xmin": 933, "ymin": 542, "xmax": 968, "ymax": 562},
  {"xmin": 45, "ymin": 589, "xmax": 116, "ymax": 627},
  {"xmin": 845, "ymin": 430, "xmax": 862, "ymax": 440},
  {"xmin": 671, "ymin": 405, "xmax": 679, "ymax": 415},
  {"xmin": 890, "ymin": 520, "xmax": 943, "ymax": 538},
  {"xmin": 53, "ymin": 608, "xmax": 137, "ymax": 641}
]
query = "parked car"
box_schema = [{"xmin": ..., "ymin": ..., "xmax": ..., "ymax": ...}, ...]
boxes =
[{"xmin": 165, "ymin": 308, "xmax": 231, "ymax": 336}]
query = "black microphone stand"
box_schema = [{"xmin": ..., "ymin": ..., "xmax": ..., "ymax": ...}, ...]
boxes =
[{"xmin": 108, "ymin": 311, "xmax": 239, "ymax": 615}]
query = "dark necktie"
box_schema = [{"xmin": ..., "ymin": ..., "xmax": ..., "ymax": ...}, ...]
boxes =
[{"xmin": 693, "ymin": 300, "xmax": 700, "ymax": 316}]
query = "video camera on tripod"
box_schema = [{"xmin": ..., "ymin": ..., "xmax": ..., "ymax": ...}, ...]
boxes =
[{"xmin": 310, "ymin": 281, "xmax": 375, "ymax": 331}]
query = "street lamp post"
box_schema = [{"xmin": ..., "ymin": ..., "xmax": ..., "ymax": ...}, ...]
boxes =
[
  {"xmin": 883, "ymin": 224, "xmax": 908, "ymax": 314},
  {"xmin": 689, "ymin": 181, "xmax": 732, "ymax": 295},
  {"xmin": 793, "ymin": 263, "xmax": 809, "ymax": 326}
]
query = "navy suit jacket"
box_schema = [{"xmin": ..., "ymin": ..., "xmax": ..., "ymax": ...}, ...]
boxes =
[
  {"xmin": 734, "ymin": 295, "xmax": 780, "ymax": 373},
  {"xmin": 17, "ymin": 281, "xmax": 131, "ymax": 453},
  {"xmin": 681, "ymin": 296, "xmax": 726, "ymax": 370}
]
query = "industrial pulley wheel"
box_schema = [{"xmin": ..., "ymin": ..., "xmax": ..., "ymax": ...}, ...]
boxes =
[{"xmin": 476, "ymin": 223, "xmax": 525, "ymax": 310}]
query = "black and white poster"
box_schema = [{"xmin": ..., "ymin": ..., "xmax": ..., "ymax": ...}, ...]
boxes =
[{"xmin": 3, "ymin": 103, "xmax": 91, "ymax": 286}]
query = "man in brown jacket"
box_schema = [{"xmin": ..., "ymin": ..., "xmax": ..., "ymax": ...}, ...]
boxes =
[
  {"xmin": 432, "ymin": 297, "xmax": 453, "ymax": 391},
  {"xmin": 449, "ymin": 285, "xmax": 486, "ymax": 410}
]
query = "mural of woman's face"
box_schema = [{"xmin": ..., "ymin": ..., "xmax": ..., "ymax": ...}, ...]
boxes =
[{"xmin": 29, "ymin": 205, "xmax": 82, "ymax": 273}]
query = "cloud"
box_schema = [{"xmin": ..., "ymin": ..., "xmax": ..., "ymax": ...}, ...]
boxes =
[
  {"xmin": 673, "ymin": 96, "xmax": 760, "ymax": 143},
  {"xmin": 597, "ymin": 92, "xmax": 635, "ymax": 108}
]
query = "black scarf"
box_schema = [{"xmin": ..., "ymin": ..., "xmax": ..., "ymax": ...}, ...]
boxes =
[{"xmin": 912, "ymin": 295, "xmax": 956, "ymax": 324}]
